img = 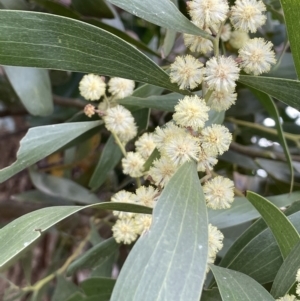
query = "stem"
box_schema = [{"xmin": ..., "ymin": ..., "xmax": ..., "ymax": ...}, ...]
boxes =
[
  {"xmin": 136, "ymin": 177, "xmax": 142, "ymax": 188},
  {"xmin": 204, "ymin": 89, "xmax": 213, "ymax": 103},
  {"xmin": 22, "ymin": 233, "xmax": 90, "ymax": 294},
  {"xmin": 213, "ymin": 21, "xmax": 225, "ymax": 57},
  {"xmin": 227, "ymin": 117, "xmax": 300, "ymax": 146},
  {"xmin": 272, "ymin": 40, "xmax": 289, "ymax": 71},
  {"xmin": 111, "ymin": 131, "xmax": 127, "ymax": 157}
]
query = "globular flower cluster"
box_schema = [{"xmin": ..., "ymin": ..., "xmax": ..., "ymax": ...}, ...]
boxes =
[
  {"xmin": 78, "ymin": 0, "xmax": 279, "ymax": 266},
  {"xmin": 112, "ymin": 186, "xmax": 158, "ymax": 244}
]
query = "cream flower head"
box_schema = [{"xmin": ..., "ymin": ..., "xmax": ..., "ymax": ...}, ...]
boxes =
[
  {"xmin": 122, "ymin": 152, "xmax": 145, "ymax": 178},
  {"xmin": 230, "ymin": 0, "xmax": 267, "ymax": 33},
  {"xmin": 79, "ymin": 74, "xmax": 106, "ymax": 101},
  {"xmin": 187, "ymin": 0, "xmax": 229, "ymax": 29},
  {"xmin": 135, "ymin": 214, "xmax": 152, "ymax": 235},
  {"xmin": 229, "ymin": 30, "xmax": 250, "ymax": 49},
  {"xmin": 238, "ymin": 38, "xmax": 276, "ymax": 75},
  {"xmin": 183, "ymin": 28, "xmax": 213, "ymax": 54},
  {"xmin": 134, "ymin": 185, "xmax": 158, "ymax": 208},
  {"xmin": 148, "ymin": 156, "xmax": 177, "ymax": 187},
  {"xmin": 111, "ymin": 190, "xmax": 136, "ymax": 218},
  {"xmin": 205, "ymin": 56, "xmax": 240, "ymax": 92},
  {"xmin": 173, "ymin": 95, "xmax": 210, "ymax": 130},
  {"xmin": 220, "ymin": 23, "xmax": 232, "ymax": 42},
  {"xmin": 208, "ymin": 89, "xmax": 237, "ymax": 112},
  {"xmin": 170, "ymin": 55, "xmax": 205, "ymax": 90},
  {"xmin": 103, "ymin": 105, "xmax": 137, "ymax": 143},
  {"xmin": 197, "ymin": 147, "xmax": 218, "ymax": 172},
  {"xmin": 200, "ymin": 124, "xmax": 232, "ymax": 156},
  {"xmin": 135, "ymin": 133, "xmax": 156, "ymax": 160},
  {"xmin": 112, "ymin": 218, "xmax": 138, "ymax": 244},
  {"xmin": 108, "ymin": 77, "xmax": 135, "ymax": 99},
  {"xmin": 203, "ymin": 176, "xmax": 235, "ymax": 209},
  {"xmin": 161, "ymin": 132, "xmax": 200, "ymax": 167}
]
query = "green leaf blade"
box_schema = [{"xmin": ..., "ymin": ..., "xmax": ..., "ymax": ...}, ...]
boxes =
[
  {"xmin": 0, "ymin": 202, "xmax": 151, "ymax": 272},
  {"xmin": 111, "ymin": 161, "xmax": 208, "ymax": 301},
  {"xmin": 0, "ymin": 10, "xmax": 180, "ymax": 92},
  {"xmin": 280, "ymin": 0, "xmax": 300, "ymax": 78},
  {"xmin": 271, "ymin": 241, "xmax": 300, "ymax": 298},
  {"xmin": 67, "ymin": 238, "xmax": 119, "ymax": 276},
  {"xmin": 210, "ymin": 265, "xmax": 275, "ymax": 301},
  {"xmin": 250, "ymin": 89, "xmax": 294, "ymax": 192},
  {"xmin": 247, "ymin": 191, "xmax": 300, "ymax": 259},
  {"xmin": 0, "ymin": 121, "xmax": 102, "ymax": 183},
  {"xmin": 107, "ymin": 0, "xmax": 212, "ymax": 38},
  {"xmin": 238, "ymin": 75, "xmax": 300, "ymax": 109},
  {"xmin": 4, "ymin": 66, "xmax": 53, "ymax": 116}
]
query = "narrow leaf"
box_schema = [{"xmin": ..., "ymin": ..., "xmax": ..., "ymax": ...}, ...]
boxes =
[
  {"xmin": 32, "ymin": 0, "xmax": 159, "ymax": 56},
  {"xmin": 246, "ymin": 191, "xmax": 300, "ymax": 259},
  {"xmin": 251, "ymin": 89, "xmax": 294, "ymax": 192},
  {"xmin": 81, "ymin": 277, "xmax": 115, "ymax": 297},
  {"xmin": 67, "ymin": 238, "xmax": 119, "ymax": 276},
  {"xmin": 208, "ymin": 192, "xmax": 300, "ymax": 229},
  {"xmin": 0, "ymin": 10, "xmax": 181, "ymax": 93},
  {"xmin": 4, "ymin": 66, "xmax": 53, "ymax": 116},
  {"xmin": 0, "ymin": 202, "xmax": 151, "ymax": 271},
  {"xmin": 217, "ymin": 203, "xmax": 300, "ymax": 284},
  {"xmin": 108, "ymin": 0, "xmax": 212, "ymax": 39},
  {"xmin": 271, "ymin": 241, "xmax": 300, "ymax": 298},
  {"xmin": 89, "ymin": 135, "xmax": 122, "ymax": 191},
  {"xmin": 29, "ymin": 170, "xmax": 100, "ymax": 204},
  {"xmin": 239, "ymin": 75, "xmax": 300, "ymax": 109},
  {"xmin": 280, "ymin": 0, "xmax": 300, "ymax": 78},
  {"xmin": 118, "ymin": 93, "xmax": 180, "ymax": 112},
  {"xmin": 52, "ymin": 275, "xmax": 80, "ymax": 301},
  {"xmin": 210, "ymin": 265, "xmax": 275, "ymax": 301},
  {"xmin": 0, "ymin": 121, "xmax": 102, "ymax": 184},
  {"xmin": 111, "ymin": 162, "xmax": 208, "ymax": 301}
]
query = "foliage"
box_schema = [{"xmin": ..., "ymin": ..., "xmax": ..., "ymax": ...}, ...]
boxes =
[{"xmin": 0, "ymin": 0, "xmax": 300, "ymax": 300}]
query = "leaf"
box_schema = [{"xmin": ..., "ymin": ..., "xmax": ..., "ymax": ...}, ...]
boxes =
[
  {"xmin": 72, "ymin": 0, "xmax": 114, "ymax": 19},
  {"xmin": 0, "ymin": 11, "xmax": 182, "ymax": 93},
  {"xmin": 201, "ymin": 288, "xmax": 222, "ymax": 301},
  {"xmin": 89, "ymin": 135, "xmax": 122, "ymax": 191},
  {"xmin": 280, "ymin": 0, "xmax": 300, "ymax": 78},
  {"xmin": 0, "ymin": 121, "xmax": 102, "ymax": 184},
  {"xmin": 205, "ymin": 109, "xmax": 225, "ymax": 127},
  {"xmin": 107, "ymin": 0, "xmax": 212, "ymax": 39},
  {"xmin": 251, "ymin": 89, "xmax": 294, "ymax": 192},
  {"xmin": 217, "ymin": 202, "xmax": 300, "ymax": 284},
  {"xmin": 32, "ymin": 0, "xmax": 81, "ymax": 19},
  {"xmin": 0, "ymin": 0, "xmax": 29, "ymax": 9},
  {"xmin": 29, "ymin": 170, "xmax": 99, "ymax": 204},
  {"xmin": 208, "ymin": 192, "xmax": 300, "ymax": 229},
  {"xmin": 67, "ymin": 238, "xmax": 119, "ymax": 276},
  {"xmin": 81, "ymin": 277, "xmax": 115, "ymax": 297},
  {"xmin": 271, "ymin": 241, "xmax": 300, "ymax": 298},
  {"xmin": 32, "ymin": 0, "xmax": 159, "ymax": 57},
  {"xmin": 256, "ymin": 159, "xmax": 300, "ymax": 186},
  {"xmin": 246, "ymin": 191, "xmax": 300, "ymax": 259},
  {"xmin": 0, "ymin": 202, "xmax": 151, "ymax": 271},
  {"xmin": 118, "ymin": 93, "xmax": 180, "ymax": 111},
  {"xmin": 52, "ymin": 276, "xmax": 80, "ymax": 301},
  {"xmin": 210, "ymin": 265, "xmax": 275, "ymax": 301},
  {"xmin": 162, "ymin": 29, "xmax": 176, "ymax": 57},
  {"xmin": 238, "ymin": 75, "xmax": 300, "ymax": 110},
  {"xmin": 111, "ymin": 162, "xmax": 208, "ymax": 301},
  {"xmin": 4, "ymin": 66, "xmax": 53, "ymax": 116}
]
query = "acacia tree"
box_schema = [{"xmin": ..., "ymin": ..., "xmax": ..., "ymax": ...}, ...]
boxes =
[{"xmin": 1, "ymin": 0, "xmax": 300, "ymax": 300}]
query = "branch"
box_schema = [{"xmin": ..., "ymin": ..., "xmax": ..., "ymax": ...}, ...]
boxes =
[{"xmin": 230, "ymin": 141, "xmax": 300, "ymax": 162}]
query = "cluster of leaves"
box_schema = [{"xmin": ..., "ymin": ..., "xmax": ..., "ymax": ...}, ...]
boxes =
[{"xmin": 1, "ymin": 0, "xmax": 300, "ymax": 300}]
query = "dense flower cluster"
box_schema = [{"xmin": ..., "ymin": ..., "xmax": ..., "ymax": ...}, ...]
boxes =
[{"xmin": 78, "ymin": 0, "xmax": 277, "ymax": 265}]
